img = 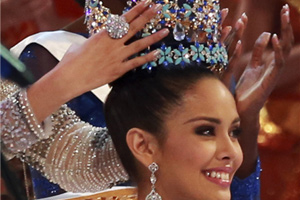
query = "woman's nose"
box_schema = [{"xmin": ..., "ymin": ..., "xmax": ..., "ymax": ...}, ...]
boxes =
[{"xmin": 216, "ymin": 135, "xmax": 240, "ymax": 161}]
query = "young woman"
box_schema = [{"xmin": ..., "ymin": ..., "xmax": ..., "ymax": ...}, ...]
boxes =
[{"xmin": 105, "ymin": 63, "xmax": 243, "ymax": 200}]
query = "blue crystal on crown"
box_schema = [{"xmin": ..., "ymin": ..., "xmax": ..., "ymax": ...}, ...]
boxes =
[{"xmin": 85, "ymin": 0, "xmax": 228, "ymax": 74}]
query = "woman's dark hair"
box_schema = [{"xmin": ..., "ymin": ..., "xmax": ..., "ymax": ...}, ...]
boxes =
[{"xmin": 104, "ymin": 64, "xmax": 217, "ymax": 178}]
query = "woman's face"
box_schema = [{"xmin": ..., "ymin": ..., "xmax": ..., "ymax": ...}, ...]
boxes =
[{"xmin": 155, "ymin": 77, "xmax": 243, "ymax": 200}]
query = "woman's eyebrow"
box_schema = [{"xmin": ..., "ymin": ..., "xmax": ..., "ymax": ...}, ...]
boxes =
[
  {"xmin": 232, "ymin": 117, "xmax": 241, "ymax": 124},
  {"xmin": 183, "ymin": 117, "xmax": 240, "ymax": 125},
  {"xmin": 183, "ymin": 117, "xmax": 221, "ymax": 124}
]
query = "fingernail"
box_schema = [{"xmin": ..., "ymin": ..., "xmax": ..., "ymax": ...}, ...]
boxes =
[
  {"xmin": 153, "ymin": 49, "xmax": 161, "ymax": 60},
  {"xmin": 223, "ymin": 8, "xmax": 229, "ymax": 14},
  {"xmin": 154, "ymin": 4, "xmax": 162, "ymax": 12},
  {"xmin": 259, "ymin": 32, "xmax": 271, "ymax": 43},
  {"xmin": 273, "ymin": 34, "xmax": 279, "ymax": 45},
  {"xmin": 160, "ymin": 28, "xmax": 170, "ymax": 36},
  {"xmin": 263, "ymin": 32, "xmax": 271, "ymax": 37},
  {"xmin": 142, "ymin": 0, "xmax": 152, "ymax": 7},
  {"xmin": 235, "ymin": 19, "xmax": 243, "ymax": 30},
  {"xmin": 284, "ymin": 4, "xmax": 289, "ymax": 10},
  {"xmin": 285, "ymin": 11, "xmax": 290, "ymax": 23},
  {"xmin": 242, "ymin": 12, "xmax": 247, "ymax": 18},
  {"xmin": 235, "ymin": 40, "xmax": 242, "ymax": 51}
]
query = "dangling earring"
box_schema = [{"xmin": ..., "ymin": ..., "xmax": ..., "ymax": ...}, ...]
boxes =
[{"xmin": 146, "ymin": 162, "xmax": 162, "ymax": 200}]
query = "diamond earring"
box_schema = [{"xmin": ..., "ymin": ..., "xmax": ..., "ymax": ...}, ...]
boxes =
[{"xmin": 146, "ymin": 162, "xmax": 162, "ymax": 200}]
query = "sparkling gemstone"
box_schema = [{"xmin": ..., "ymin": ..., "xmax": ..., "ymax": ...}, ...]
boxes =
[
  {"xmin": 146, "ymin": 190, "xmax": 162, "ymax": 200},
  {"xmin": 159, "ymin": 19, "xmax": 166, "ymax": 25},
  {"xmin": 147, "ymin": 66, "xmax": 152, "ymax": 73},
  {"xmin": 150, "ymin": 174, "xmax": 156, "ymax": 184},
  {"xmin": 179, "ymin": 44, "xmax": 184, "ymax": 51},
  {"xmin": 20, "ymin": 138, "xmax": 27, "ymax": 143},
  {"xmin": 156, "ymin": 24, "xmax": 162, "ymax": 29},
  {"xmin": 127, "ymin": 1, "xmax": 132, "ymax": 6},
  {"xmin": 91, "ymin": 21, "xmax": 97, "ymax": 27},
  {"xmin": 173, "ymin": 23, "xmax": 185, "ymax": 41},
  {"xmin": 105, "ymin": 15, "xmax": 129, "ymax": 39},
  {"xmin": 208, "ymin": 13, "xmax": 215, "ymax": 18},
  {"xmin": 170, "ymin": 8, "xmax": 176, "ymax": 13},
  {"xmin": 148, "ymin": 163, "xmax": 159, "ymax": 172}
]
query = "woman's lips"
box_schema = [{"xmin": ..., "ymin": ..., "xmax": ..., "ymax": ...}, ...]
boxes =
[{"xmin": 202, "ymin": 167, "xmax": 233, "ymax": 188}]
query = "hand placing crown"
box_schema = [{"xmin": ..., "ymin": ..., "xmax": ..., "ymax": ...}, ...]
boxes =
[{"xmin": 85, "ymin": 0, "xmax": 228, "ymax": 73}]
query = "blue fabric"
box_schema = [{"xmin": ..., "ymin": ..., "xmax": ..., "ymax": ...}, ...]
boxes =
[
  {"xmin": 231, "ymin": 157, "xmax": 262, "ymax": 200},
  {"xmin": 67, "ymin": 91, "xmax": 106, "ymax": 127},
  {"xmin": 29, "ymin": 167, "xmax": 65, "ymax": 198}
]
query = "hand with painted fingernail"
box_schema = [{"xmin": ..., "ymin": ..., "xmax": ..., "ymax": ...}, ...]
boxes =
[
  {"xmin": 27, "ymin": 2, "xmax": 169, "ymax": 123},
  {"xmin": 221, "ymin": 12, "xmax": 248, "ymax": 89}
]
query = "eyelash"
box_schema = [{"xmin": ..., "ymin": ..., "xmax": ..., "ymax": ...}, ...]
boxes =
[
  {"xmin": 230, "ymin": 127, "xmax": 242, "ymax": 138},
  {"xmin": 194, "ymin": 126, "xmax": 242, "ymax": 138},
  {"xmin": 195, "ymin": 126, "xmax": 215, "ymax": 136}
]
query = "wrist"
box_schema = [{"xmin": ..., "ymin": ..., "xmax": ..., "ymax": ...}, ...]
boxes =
[
  {"xmin": 27, "ymin": 68, "xmax": 80, "ymax": 122},
  {"xmin": 238, "ymin": 106, "xmax": 260, "ymax": 123},
  {"xmin": 240, "ymin": 113, "xmax": 260, "ymax": 131},
  {"xmin": 240, "ymin": 113, "xmax": 260, "ymax": 124}
]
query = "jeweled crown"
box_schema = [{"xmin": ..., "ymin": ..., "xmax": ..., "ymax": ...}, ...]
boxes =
[{"xmin": 85, "ymin": 0, "xmax": 228, "ymax": 73}]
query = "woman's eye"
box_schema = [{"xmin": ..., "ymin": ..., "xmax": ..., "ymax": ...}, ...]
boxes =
[
  {"xmin": 230, "ymin": 127, "xmax": 242, "ymax": 138},
  {"xmin": 195, "ymin": 126, "xmax": 215, "ymax": 136}
]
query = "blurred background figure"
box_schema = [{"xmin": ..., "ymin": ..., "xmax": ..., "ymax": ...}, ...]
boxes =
[{"xmin": 222, "ymin": 1, "xmax": 300, "ymax": 200}]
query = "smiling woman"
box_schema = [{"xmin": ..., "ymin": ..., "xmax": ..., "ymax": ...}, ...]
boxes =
[{"xmin": 105, "ymin": 66, "xmax": 243, "ymax": 200}]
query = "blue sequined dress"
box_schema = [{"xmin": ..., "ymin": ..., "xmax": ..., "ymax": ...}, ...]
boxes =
[{"xmin": 231, "ymin": 158, "xmax": 261, "ymax": 200}]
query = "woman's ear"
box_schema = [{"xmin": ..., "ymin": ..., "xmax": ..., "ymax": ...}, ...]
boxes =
[{"xmin": 126, "ymin": 128, "xmax": 159, "ymax": 168}]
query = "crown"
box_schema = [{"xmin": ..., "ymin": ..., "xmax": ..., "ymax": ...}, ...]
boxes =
[{"xmin": 85, "ymin": 0, "xmax": 228, "ymax": 73}]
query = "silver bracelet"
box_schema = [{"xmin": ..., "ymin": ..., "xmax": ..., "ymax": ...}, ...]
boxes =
[{"xmin": 17, "ymin": 90, "xmax": 48, "ymax": 139}]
